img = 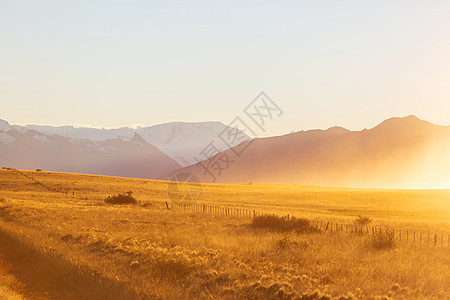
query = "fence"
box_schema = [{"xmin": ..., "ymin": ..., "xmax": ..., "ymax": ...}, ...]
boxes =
[
  {"xmin": 170, "ymin": 202, "xmax": 450, "ymax": 248},
  {"xmin": 171, "ymin": 202, "xmax": 265, "ymax": 218},
  {"xmin": 12, "ymin": 169, "xmax": 69, "ymax": 195}
]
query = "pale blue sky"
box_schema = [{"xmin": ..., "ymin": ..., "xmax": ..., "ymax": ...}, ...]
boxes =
[{"xmin": 1, "ymin": 1, "xmax": 449, "ymax": 136}]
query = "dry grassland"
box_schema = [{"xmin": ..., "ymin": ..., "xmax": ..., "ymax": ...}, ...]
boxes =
[{"xmin": 0, "ymin": 169, "xmax": 449, "ymax": 299}]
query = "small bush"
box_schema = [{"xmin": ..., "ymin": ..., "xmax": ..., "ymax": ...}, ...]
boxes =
[
  {"xmin": 36, "ymin": 169, "xmax": 42, "ymax": 172},
  {"xmin": 371, "ymin": 229, "xmax": 396, "ymax": 250},
  {"xmin": 105, "ymin": 191, "xmax": 137, "ymax": 205},
  {"xmin": 251, "ymin": 214, "xmax": 318, "ymax": 233},
  {"xmin": 355, "ymin": 215, "xmax": 372, "ymax": 225}
]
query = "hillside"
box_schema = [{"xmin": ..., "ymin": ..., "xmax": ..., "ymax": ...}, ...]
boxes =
[{"xmin": 162, "ymin": 116, "xmax": 450, "ymax": 188}]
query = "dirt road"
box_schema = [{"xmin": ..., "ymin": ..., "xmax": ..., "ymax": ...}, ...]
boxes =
[{"xmin": 0, "ymin": 229, "xmax": 139, "ymax": 300}]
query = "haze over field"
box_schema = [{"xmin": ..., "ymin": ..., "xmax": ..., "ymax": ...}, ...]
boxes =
[{"xmin": 1, "ymin": 115, "xmax": 449, "ymax": 189}]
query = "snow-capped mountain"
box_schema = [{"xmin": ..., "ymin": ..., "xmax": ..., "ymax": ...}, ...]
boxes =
[
  {"xmin": 25, "ymin": 124, "xmax": 135, "ymax": 141},
  {"xmin": 136, "ymin": 122, "xmax": 251, "ymax": 166},
  {"xmin": 20, "ymin": 121, "xmax": 251, "ymax": 166},
  {"xmin": 0, "ymin": 120, "xmax": 181, "ymax": 178}
]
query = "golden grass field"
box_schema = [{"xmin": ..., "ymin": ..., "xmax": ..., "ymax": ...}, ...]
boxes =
[{"xmin": 0, "ymin": 169, "xmax": 449, "ymax": 299}]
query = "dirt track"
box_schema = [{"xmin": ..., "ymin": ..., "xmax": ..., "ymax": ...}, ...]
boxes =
[
  {"xmin": 0, "ymin": 229, "xmax": 93, "ymax": 300},
  {"xmin": 0, "ymin": 228, "xmax": 140, "ymax": 300}
]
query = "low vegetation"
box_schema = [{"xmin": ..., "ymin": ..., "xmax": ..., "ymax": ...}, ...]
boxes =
[
  {"xmin": 371, "ymin": 229, "xmax": 396, "ymax": 250},
  {"xmin": 251, "ymin": 214, "xmax": 318, "ymax": 233},
  {"xmin": 355, "ymin": 215, "xmax": 372, "ymax": 225},
  {"xmin": 105, "ymin": 191, "xmax": 137, "ymax": 205}
]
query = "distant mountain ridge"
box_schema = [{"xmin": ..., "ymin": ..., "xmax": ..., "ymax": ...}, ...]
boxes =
[
  {"xmin": 0, "ymin": 123, "xmax": 181, "ymax": 178},
  {"xmin": 162, "ymin": 116, "xmax": 450, "ymax": 189},
  {"xmin": 0, "ymin": 119, "xmax": 251, "ymax": 178},
  {"xmin": 20, "ymin": 121, "xmax": 251, "ymax": 166}
]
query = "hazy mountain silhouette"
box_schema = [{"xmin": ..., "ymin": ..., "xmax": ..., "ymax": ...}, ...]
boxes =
[{"xmin": 162, "ymin": 116, "xmax": 450, "ymax": 188}]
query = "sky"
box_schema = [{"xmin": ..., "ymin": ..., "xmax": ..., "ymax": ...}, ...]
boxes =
[{"xmin": 1, "ymin": 1, "xmax": 449, "ymax": 136}]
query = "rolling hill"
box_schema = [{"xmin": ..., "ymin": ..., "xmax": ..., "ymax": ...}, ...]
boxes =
[{"xmin": 162, "ymin": 116, "xmax": 450, "ymax": 188}]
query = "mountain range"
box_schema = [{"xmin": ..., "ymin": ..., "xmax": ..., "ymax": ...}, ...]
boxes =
[
  {"xmin": 0, "ymin": 120, "xmax": 249, "ymax": 178},
  {"xmin": 1, "ymin": 116, "xmax": 449, "ymax": 188},
  {"xmin": 21, "ymin": 121, "xmax": 250, "ymax": 167}
]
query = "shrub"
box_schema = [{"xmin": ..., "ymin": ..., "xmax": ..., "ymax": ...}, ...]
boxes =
[
  {"xmin": 371, "ymin": 229, "xmax": 396, "ymax": 250},
  {"xmin": 36, "ymin": 169, "xmax": 42, "ymax": 172},
  {"xmin": 251, "ymin": 214, "xmax": 318, "ymax": 233},
  {"xmin": 355, "ymin": 215, "xmax": 372, "ymax": 225},
  {"xmin": 105, "ymin": 191, "xmax": 137, "ymax": 205}
]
